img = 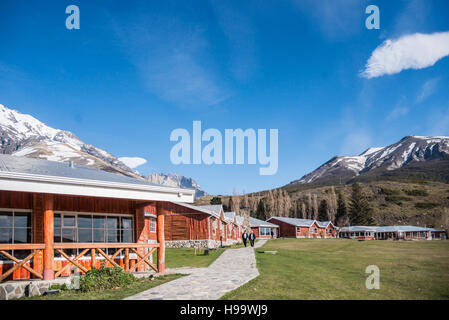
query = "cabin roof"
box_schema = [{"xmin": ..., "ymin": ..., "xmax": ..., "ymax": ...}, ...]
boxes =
[
  {"xmin": 267, "ymin": 216, "xmax": 316, "ymax": 227},
  {"xmin": 250, "ymin": 217, "xmax": 279, "ymax": 228},
  {"xmin": 235, "ymin": 215, "xmax": 245, "ymax": 225},
  {"xmin": 223, "ymin": 211, "xmax": 236, "ymax": 223},
  {"xmin": 0, "ymin": 154, "xmax": 195, "ymax": 202},
  {"xmin": 316, "ymin": 221, "xmax": 336, "ymax": 228},
  {"xmin": 197, "ymin": 205, "xmax": 223, "ymax": 216},
  {"xmin": 172, "ymin": 202, "xmax": 220, "ymax": 218}
]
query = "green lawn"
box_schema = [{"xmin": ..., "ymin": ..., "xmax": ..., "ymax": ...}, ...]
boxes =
[
  {"xmin": 222, "ymin": 238, "xmax": 449, "ymax": 300},
  {"xmin": 20, "ymin": 274, "xmax": 183, "ymax": 300},
  {"xmin": 162, "ymin": 247, "xmax": 226, "ymax": 268}
]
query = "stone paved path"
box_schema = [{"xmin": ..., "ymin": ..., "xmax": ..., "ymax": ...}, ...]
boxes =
[{"xmin": 124, "ymin": 240, "xmax": 267, "ymax": 300}]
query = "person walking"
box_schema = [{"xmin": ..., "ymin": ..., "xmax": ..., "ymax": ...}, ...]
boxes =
[
  {"xmin": 242, "ymin": 230, "xmax": 248, "ymax": 247},
  {"xmin": 249, "ymin": 231, "xmax": 256, "ymax": 247},
  {"xmin": 270, "ymin": 229, "xmax": 274, "ymax": 239}
]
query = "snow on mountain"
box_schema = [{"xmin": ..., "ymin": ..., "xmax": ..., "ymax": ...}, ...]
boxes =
[
  {"xmin": 0, "ymin": 103, "xmax": 207, "ymax": 196},
  {"xmin": 147, "ymin": 173, "xmax": 206, "ymax": 198},
  {"xmin": 290, "ymin": 135, "xmax": 449, "ymax": 185}
]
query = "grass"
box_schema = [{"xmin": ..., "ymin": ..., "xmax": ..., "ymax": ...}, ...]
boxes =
[
  {"xmin": 222, "ymin": 238, "xmax": 449, "ymax": 300},
  {"xmin": 161, "ymin": 247, "xmax": 226, "ymax": 268},
  {"xmin": 20, "ymin": 274, "xmax": 183, "ymax": 300},
  {"xmin": 20, "ymin": 245, "xmax": 231, "ymax": 300}
]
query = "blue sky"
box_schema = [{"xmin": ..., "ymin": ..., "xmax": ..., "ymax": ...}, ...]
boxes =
[{"xmin": 1, "ymin": 0, "xmax": 449, "ymax": 195}]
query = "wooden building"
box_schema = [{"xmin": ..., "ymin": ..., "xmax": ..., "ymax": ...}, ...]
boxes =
[
  {"xmin": 267, "ymin": 217, "xmax": 338, "ymax": 238},
  {"xmin": 222, "ymin": 212, "xmax": 245, "ymax": 244},
  {"xmin": 316, "ymin": 221, "xmax": 338, "ymax": 238},
  {"xmin": 249, "ymin": 217, "xmax": 279, "ymax": 239},
  {"xmin": 0, "ymin": 155, "xmax": 195, "ymax": 283},
  {"xmin": 338, "ymin": 226, "xmax": 447, "ymax": 240},
  {"xmin": 161, "ymin": 202, "xmax": 226, "ymax": 248}
]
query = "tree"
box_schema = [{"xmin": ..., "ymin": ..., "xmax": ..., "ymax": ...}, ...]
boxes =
[
  {"xmin": 306, "ymin": 193, "xmax": 312, "ymax": 219},
  {"xmin": 328, "ymin": 187, "xmax": 337, "ymax": 222},
  {"xmin": 255, "ymin": 200, "xmax": 266, "ymax": 221},
  {"xmin": 349, "ymin": 183, "xmax": 374, "ymax": 225},
  {"xmin": 312, "ymin": 194, "xmax": 319, "ymax": 220},
  {"xmin": 301, "ymin": 202, "xmax": 307, "ymax": 219},
  {"xmin": 210, "ymin": 196, "xmax": 222, "ymax": 205},
  {"xmin": 335, "ymin": 191, "xmax": 348, "ymax": 227},
  {"xmin": 318, "ymin": 199, "xmax": 329, "ymax": 221}
]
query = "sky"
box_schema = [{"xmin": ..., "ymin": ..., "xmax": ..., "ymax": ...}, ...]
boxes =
[{"xmin": 1, "ymin": 0, "xmax": 449, "ymax": 195}]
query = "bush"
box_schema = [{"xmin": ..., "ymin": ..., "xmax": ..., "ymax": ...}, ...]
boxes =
[
  {"xmin": 414, "ymin": 202, "xmax": 439, "ymax": 209},
  {"xmin": 385, "ymin": 195, "xmax": 412, "ymax": 206},
  {"xmin": 403, "ymin": 189, "xmax": 429, "ymax": 196},
  {"xmin": 50, "ymin": 284, "xmax": 68, "ymax": 291},
  {"xmin": 379, "ymin": 188, "xmax": 399, "ymax": 196},
  {"xmin": 79, "ymin": 266, "xmax": 136, "ymax": 292}
]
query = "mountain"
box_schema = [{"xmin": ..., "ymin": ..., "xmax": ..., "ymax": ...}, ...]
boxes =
[
  {"xmin": 148, "ymin": 173, "xmax": 206, "ymax": 197},
  {"xmin": 0, "ymin": 103, "xmax": 206, "ymax": 196},
  {"xmin": 289, "ymin": 136, "xmax": 449, "ymax": 187}
]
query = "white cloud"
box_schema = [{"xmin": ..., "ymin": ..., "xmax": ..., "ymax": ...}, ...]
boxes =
[
  {"xmin": 361, "ymin": 31, "xmax": 449, "ymax": 78},
  {"xmin": 386, "ymin": 106, "xmax": 409, "ymax": 121},
  {"xmin": 416, "ymin": 78, "xmax": 439, "ymax": 103},
  {"xmin": 118, "ymin": 157, "xmax": 147, "ymax": 169}
]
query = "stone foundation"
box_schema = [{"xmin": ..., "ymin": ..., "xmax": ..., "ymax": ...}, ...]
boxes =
[
  {"xmin": 165, "ymin": 240, "xmax": 212, "ymax": 249},
  {"xmin": 0, "ymin": 276, "xmax": 73, "ymax": 300}
]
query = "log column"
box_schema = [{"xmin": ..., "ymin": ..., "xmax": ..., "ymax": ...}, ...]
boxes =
[
  {"xmin": 43, "ymin": 194, "xmax": 55, "ymax": 280},
  {"xmin": 156, "ymin": 202, "xmax": 165, "ymax": 274}
]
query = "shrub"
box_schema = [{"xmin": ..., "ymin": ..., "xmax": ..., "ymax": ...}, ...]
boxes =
[
  {"xmin": 50, "ymin": 284, "xmax": 68, "ymax": 291},
  {"xmin": 79, "ymin": 266, "xmax": 136, "ymax": 292},
  {"xmin": 403, "ymin": 189, "xmax": 429, "ymax": 196},
  {"xmin": 385, "ymin": 195, "xmax": 412, "ymax": 206},
  {"xmin": 414, "ymin": 202, "xmax": 439, "ymax": 209},
  {"xmin": 379, "ymin": 188, "xmax": 399, "ymax": 196}
]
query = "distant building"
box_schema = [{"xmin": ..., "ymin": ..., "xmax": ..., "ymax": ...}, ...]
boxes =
[
  {"xmin": 267, "ymin": 217, "xmax": 338, "ymax": 238},
  {"xmin": 249, "ymin": 217, "xmax": 279, "ymax": 239},
  {"xmin": 338, "ymin": 226, "xmax": 446, "ymax": 240}
]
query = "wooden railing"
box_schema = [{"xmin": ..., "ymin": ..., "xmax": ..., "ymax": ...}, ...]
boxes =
[
  {"xmin": 53, "ymin": 243, "xmax": 160, "ymax": 278},
  {"xmin": 0, "ymin": 244, "xmax": 45, "ymax": 282},
  {"xmin": 0, "ymin": 243, "xmax": 160, "ymax": 282}
]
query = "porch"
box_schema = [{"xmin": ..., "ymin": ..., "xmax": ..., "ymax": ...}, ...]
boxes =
[{"xmin": 0, "ymin": 192, "xmax": 171, "ymax": 283}]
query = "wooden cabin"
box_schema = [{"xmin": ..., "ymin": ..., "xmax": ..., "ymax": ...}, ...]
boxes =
[
  {"xmin": 316, "ymin": 221, "xmax": 338, "ymax": 238},
  {"xmin": 249, "ymin": 217, "xmax": 279, "ymax": 239},
  {"xmin": 0, "ymin": 155, "xmax": 195, "ymax": 283},
  {"xmin": 267, "ymin": 217, "xmax": 338, "ymax": 238},
  {"xmin": 160, "ymin": 202, "xmax": 227, "ymax": 249},
  {"xmin": 339, "ymin": 226, "xmax": 447, "ymax": 240}
]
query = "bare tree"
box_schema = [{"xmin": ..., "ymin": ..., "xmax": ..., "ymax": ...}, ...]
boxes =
[{"xmin": 312, "ymin": 194, "xmax": 318, "ymax": 220}]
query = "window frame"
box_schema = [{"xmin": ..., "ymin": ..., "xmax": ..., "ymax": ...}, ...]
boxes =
[
  {"xmin": 53, "ymin": 211, "xmax": 134, "ymax": 257},
  {"xmin": 149, "ymin": 217, "xmax": 157, "ymax": 233},
  {"xmin": 0, "ymin": 208, "xmax": 33, "ymax": 260}
]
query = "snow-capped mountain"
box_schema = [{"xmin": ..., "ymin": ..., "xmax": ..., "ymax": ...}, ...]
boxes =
[
  {"xmin": 290, "ymin": 136, "xmax": 449, "ymax": 185},
  {"xmin": 0, "ymin": 103, "xmax": 206, "ymax": 196},
  {"xmin": 148, "ymin": 173, "xmax": 206, "ymax": 197}
]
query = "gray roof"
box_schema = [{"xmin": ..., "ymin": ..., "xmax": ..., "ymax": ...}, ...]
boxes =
[
  {"xmin": 0, "ymin": 154, "xmax": 186, "ymax": 190},
  {"xmin": 268, "ymin": 217, "xmax": 316, "ymax": 227},
  {"xmin": 339, "ymin": 225, "xmax": 445, "ymax": 233},
  {"xmin": 224, "ymin": 211, "xmax": 236, "ymax": 222},
  {"xmin": 250, "ymin": 217, "xmax": 279, "ymax": 228},
  {"xmin": 316, "ymin": 221, "xmax": 335, "ymax": 228},
  {"xmin": 198, "ymin": 205, "xmax": 223, "ymax": 216},
  {"xmin": 172, "ymin": 202, "xmax": 218, "ymax": 217},
  {"xmin": 235, "ymin": 215, "xmax": 244, "ymax": 225}
]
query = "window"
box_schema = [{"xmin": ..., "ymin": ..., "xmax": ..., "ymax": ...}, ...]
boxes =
[
  {"xmin": 260, "ymin": 227, "xmax": 271, "ymax": 236},
  {"xmin": 0, "ymin": 210, "xmax": 32, "ymax": 260},
  {"xmin": 149, "ymin": 218, "xmax": 156, "ymax": 233},
  {"xmin": 54, "ymin": 213, "xmax": 134, "ymax": 256},
  {"xmin": 211, "ymin": 218, "xmax": 217, "ymax": 235}
]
